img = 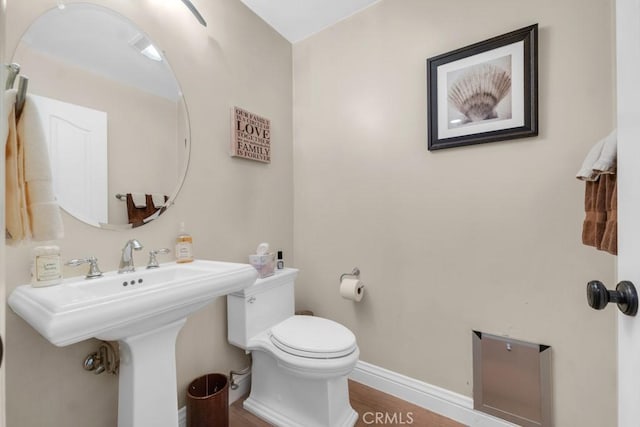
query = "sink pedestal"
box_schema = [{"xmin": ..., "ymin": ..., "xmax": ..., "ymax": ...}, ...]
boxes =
[
  {"xmin": 8, "ymin": 260, "xmax": 258, "ymax": 426},
  {"xmin": 117, "ymin": 318, "xmax": 187, "ymax": 427}
]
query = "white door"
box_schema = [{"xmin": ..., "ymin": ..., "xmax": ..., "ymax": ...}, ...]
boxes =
[
  {"xmin": 31, "ymin": 95, "xmax": 108, "ymax": 227},
  {"xmin": 616, "ymin": 0, "xmax": 640, "ymax": 425}
]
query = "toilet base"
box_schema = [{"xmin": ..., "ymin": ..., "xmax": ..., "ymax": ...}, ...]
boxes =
[{"xmin": 244, "ymin": 351, "xmax": 358, "ymax": 427}]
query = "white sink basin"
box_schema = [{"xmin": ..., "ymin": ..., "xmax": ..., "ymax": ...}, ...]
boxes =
[
  {"xmin": 8, "ymin": 259, "xmax": 258, "ymax": 427},
  {"xmin": 9, "ymin": 259, "xmax": 258, "ymax": 346}
]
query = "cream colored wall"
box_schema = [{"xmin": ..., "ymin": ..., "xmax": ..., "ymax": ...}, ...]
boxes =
[
  {"xmin": 4, "ymin": 0, "xmax": 292, "ymax": 426},
  {"xmin": 292, "ymin": 1, "xmax": 617, "ymax": 426}
]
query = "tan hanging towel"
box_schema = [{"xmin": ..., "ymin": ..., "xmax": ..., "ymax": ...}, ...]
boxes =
[
  {"xmin": 600, "ymin": 174, "xmax": 617, "ymax": 255},
  {"xmin": 581, "ymin": 173, "xmax": 617, "ymax": 255},
  {"xmin": 5, "ymin": 90, "xmax": 29, "ymax": 243},
  {"xmin": 578, "ymin": 129, "xmax": 617, "ymax": 255},
  {"xmin": 582, "ymin": 180, "xmax": 603, "ymax": 248}
]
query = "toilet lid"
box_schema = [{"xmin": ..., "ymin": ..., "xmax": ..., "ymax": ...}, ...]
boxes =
[{"xmin": 270, "ymin": 316, "xmax": 357, "ymax": 359}]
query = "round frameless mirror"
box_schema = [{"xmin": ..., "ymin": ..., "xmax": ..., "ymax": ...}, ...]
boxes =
[{"xmin": 11, "ymin": 3, "xmax": 190, "ymax": 229}]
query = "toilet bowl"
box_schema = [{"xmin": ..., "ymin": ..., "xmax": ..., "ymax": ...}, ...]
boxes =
[{"xmin": 227, "ymin": 269, "xmax": 359, "ymax": 427}]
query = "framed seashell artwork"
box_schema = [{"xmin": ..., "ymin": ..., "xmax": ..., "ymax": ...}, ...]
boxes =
[{"xmin": 427, "ymin": 24, "xmax": 538, "ymax": 150}]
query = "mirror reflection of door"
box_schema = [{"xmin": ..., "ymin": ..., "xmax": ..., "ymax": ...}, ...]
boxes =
[{"xmin": 31, "ymin": 95, "xmax": 108, "ymax": 227}]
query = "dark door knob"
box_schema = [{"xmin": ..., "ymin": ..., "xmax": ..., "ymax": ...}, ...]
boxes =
[{"xmin": 587, "ymin": 280, "xmax": 638, "ymax": 316}]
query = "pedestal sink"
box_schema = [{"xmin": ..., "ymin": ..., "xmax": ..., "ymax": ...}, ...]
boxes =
[{"xmin": 8, "ymin": 259, "xmax": 258, "ymax": 427}]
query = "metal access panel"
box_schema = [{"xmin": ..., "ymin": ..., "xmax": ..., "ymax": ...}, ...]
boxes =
[{"xmin": 472, "ymin": 331, "xmax": 552, "ymax": 427}]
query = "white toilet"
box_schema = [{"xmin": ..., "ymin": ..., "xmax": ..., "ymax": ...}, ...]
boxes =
[{"xmin": 227, "ymin": 268, "xmax": 359, "ymax": 427}]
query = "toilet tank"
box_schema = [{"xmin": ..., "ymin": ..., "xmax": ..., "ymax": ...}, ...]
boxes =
[{"xmin": 227, "ymin": 268, "xmax": 298, "ymax": 349}]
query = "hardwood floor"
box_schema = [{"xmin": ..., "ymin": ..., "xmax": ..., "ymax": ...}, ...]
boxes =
[{"xmin": 229, "ymin": 380, "xmax": 465, "ymax": 426}]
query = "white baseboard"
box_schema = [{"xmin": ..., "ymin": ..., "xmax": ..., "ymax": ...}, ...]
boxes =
[
  {"xmin": 178, "ymin": 372, "xmax": 251, "ymax": 427},
  {"xmin": 178, "ymin": 406, "xmax": 186, "ymax": 427},
  {"xmin": 178, "ymin": 361, "xmax": 515, "ymax": 427},
  {"xmin": 350, "ymin": 361, "xmax": 517, "ymax": 427}
]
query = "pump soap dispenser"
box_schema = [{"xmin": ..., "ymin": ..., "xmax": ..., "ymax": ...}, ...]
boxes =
[{"xmin": 175, "ymin": 222, "xmax": 193, "ymax": 263}]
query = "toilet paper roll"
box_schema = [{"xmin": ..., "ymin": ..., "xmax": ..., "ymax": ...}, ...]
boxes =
[{"xmin": 340, "ymin": 278, "xmax": 364, "ymax": 302}]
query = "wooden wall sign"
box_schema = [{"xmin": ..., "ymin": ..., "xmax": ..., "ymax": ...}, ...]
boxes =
[{"xmin": 231, "ymin": 106, "xmax": 271, "ymax": 163}]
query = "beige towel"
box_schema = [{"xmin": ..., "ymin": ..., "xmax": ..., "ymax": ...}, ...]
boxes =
[
  {"xmin": 5, "ymin": 90, "xmax": 29, "ymax": 243},
  {"xmin": 13, "ymin": 94, "xmax": 64, "ymax": 242}
]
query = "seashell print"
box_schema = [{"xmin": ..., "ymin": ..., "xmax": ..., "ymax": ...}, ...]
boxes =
[{"xmin": 448, "ymin": 64, "xmax": 511, "ymax": 123}]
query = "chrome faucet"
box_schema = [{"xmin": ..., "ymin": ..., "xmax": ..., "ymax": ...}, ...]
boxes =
[{"xmin": 118, "ymin": 239, "xmax": 143, "ymax": 273}]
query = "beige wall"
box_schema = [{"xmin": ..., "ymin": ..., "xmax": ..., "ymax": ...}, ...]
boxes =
[
  {"xmin": 292, "ymin": 1, "xmax": 617, "ymax": 426},
  {"xmin": 4, "ymin": 0, "xmax": 292, "ymax": 426}
]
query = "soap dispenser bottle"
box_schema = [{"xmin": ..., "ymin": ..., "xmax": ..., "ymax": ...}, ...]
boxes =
[
  {"xmin": 276, "ymin": 250, "xmax": 284, "ymax": 270},
  {"xmin": 175, "ymin": 222, "xmax": 193, "ymax": 263}
]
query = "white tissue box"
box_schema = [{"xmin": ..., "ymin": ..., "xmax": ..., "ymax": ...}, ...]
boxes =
[{"xmin": 249, "ymin": 253, "xmax": 275, "ymax": 278}]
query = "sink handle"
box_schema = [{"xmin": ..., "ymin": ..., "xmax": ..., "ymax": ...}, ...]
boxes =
[
  {"xmin": 147, "ymin": 248, "xmax": 171, "ymax": 269},
  {"xmin": 66, "ymin": 256, "xmax": 103, "ymax": 279}
]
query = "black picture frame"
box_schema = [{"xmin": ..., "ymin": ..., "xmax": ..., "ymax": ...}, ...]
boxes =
[{"xmin": 427, "ymin": 24, "xmax": 538, "ymax": 151}]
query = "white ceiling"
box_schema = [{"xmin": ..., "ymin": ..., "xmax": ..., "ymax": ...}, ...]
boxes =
[{"xmin": 239, "ymin": 0, "xmax": 380, "ymax": 43}]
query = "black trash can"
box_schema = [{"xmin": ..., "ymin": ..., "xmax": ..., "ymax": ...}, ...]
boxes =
[{"xmin": 186, "ymin": 373, "xmax": 229, "ymax": 427}]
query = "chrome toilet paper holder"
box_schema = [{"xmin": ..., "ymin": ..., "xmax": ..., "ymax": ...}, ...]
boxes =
[{"xmin": 339, "ymin": 267, "xmax": 360, "ymax": 282}]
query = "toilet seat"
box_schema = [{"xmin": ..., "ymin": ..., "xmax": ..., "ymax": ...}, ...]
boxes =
[{"xmin": 270, "ymin": 316, "xmax": 357, "ymax": 359}]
